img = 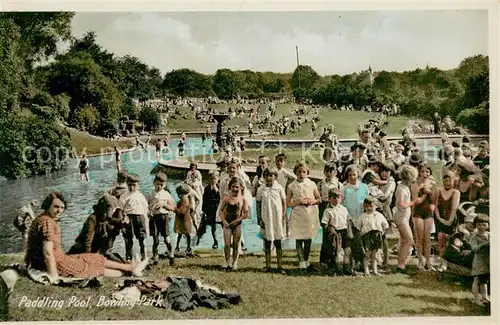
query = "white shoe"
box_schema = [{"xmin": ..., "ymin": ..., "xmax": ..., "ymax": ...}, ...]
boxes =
[
  {"xmin": 299, "ymin": 261, "xmax": 307, "ymax": 269},
  {"xmin": 305, "ymin": 261, "xmax": 310, "ymax": 268},
  {"xmin": 232, "ymin": 262, "xmax": 238, "ymax": 270},
  {"xmin": 417, "ymin": 262, "xmax": 425, "ymax": 271},
  {"xmin": 132, "ymin": 257, "xmax": 149, "ymax": 277},
  {"xmin": 222, "ymin": 261, "xmax": 230, "ymax": 269}
]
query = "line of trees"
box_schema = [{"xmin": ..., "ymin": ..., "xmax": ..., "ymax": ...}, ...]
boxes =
[{"xmin": 0, "ymin": 12, "xmax": 489, "ymax": 179}]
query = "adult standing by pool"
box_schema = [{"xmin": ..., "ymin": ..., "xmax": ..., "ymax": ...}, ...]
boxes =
[
  {"xmin": 79, "ymin": 154, "xmax": 90, "ymax": 182},
  {"xmin": 178, "ymin": 132, "xmax": 187, "ymax": 157},
  {"xmin": 25, "ymin": 191, "xmax": 148, "ymax": 279},
  {"xmin": 114, "ymin": 146, "xmax": 121, "ymax": 172}
]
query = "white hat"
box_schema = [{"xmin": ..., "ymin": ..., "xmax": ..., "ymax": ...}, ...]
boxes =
[
  {"xmin": 0, "ymin": 269, "xmax": 19, "ymax": 293},
  {"xmin": 464, "ymin": 213, "xmax": 476, "ymax": 223}
]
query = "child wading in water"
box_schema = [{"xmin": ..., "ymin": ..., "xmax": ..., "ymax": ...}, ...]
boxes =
[
  {"xmin": 256, "ymin": 167, "xmax": 287, "ymax": 274},
  {"xmin": 287, "ymin": 162, "xmax": 321, "ymax": 269},
  {"xmin": 148, "ymin": 172, "xmax": 176, "ymax": 265},
  {"xmin": 79, "ymin": 155, "xmax": 90, "ymax": 182},
  {"xmin": 220, "ymin": 177, "xmax": 249, "ymax": 270},
  {"xmin": 356, "ymin": 197, "xmax": 389, "ymax": 276}
]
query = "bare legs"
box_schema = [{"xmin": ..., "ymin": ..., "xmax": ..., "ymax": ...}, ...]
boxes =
[
  {"xmin": 413, "ymin": 217, "xmax": 433, "ymax": 269},
  {"xmin": 102, "ymin": 258, "xmax": 148, "ymax": 278},
  {"xmin": 223, "ymin": 226, "xmax": 241, "ymax": 269},
  {"xmin": 438, "ymin": 232, "xmax": 447, "ymax": 257},
  {"xmin": 397, "ymin": 220, "xmax": 413, "ymax": 270},
  {"xmin": 296, "ymin": 239, "xmax": 312, "ymax": 268},
  {"xmin": 363, "ymin": 250, "xmax": 380, "ymax": 276}
]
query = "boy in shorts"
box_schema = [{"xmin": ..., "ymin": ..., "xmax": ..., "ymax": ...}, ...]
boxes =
[
  {"xmin": 121, "ymin": 173, "xmax": 150, "ymax": 261},
  {"xmin": 148, "ymin": 172, "xmax": 176, "ymax": 265}
]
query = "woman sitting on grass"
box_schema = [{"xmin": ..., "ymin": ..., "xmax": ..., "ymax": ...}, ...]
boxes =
[
  {"xmin": 25, "ymin": 191, "xmax": 148, "ymax": 280},
  {"xmin": 67, "ymin": 194, "xmax": 126, "ymax": 262}
]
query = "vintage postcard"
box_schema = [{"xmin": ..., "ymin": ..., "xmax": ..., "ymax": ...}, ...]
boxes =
[{"xmin": 0, "ymin": 1, "xmax": 497, "ymax": 324}]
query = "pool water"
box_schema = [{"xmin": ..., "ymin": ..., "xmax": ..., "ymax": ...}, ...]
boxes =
[
  {"xmin": 0, "ymin": 138, "xmax": 314, "ymax": 255},
  {"xmin": 0, "ymin": 137, "xmax": 454, "ymax": 255}
]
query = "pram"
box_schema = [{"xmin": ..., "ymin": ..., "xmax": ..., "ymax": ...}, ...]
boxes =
[{"xmin": 436, "ymin": 201, "xmax": 476, "ymax": 281}]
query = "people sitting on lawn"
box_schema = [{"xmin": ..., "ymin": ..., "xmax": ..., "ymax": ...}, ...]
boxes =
[{"xmin": 25, "ymin": 191, "xmax": 148, "ymax": 280}]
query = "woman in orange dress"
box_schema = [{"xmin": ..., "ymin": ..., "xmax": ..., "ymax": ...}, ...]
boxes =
[{"xmin": 25, "ymin": 191, "xmax": 148, "ymax": 279}]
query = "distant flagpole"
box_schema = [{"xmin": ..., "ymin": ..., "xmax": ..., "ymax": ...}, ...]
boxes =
[{"xmin": 296, "ymin": 45, "xmax": 301, "ymax": 88}]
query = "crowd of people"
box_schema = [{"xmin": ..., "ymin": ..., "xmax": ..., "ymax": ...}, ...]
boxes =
[{"xmin": 14, "ymin": 121, "xmax": 490, "ymax": 306}]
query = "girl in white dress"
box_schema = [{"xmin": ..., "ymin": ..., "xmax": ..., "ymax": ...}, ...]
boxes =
[
  {"xmin": 256, "ymin": 167, "xmax": 287, "ymax": 274},
  {"xmin": 287, "ymin": 162, "xmax": 321, "ymax": 269}
]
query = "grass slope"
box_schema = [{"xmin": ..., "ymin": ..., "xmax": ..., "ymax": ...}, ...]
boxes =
[
  {"xmin": 67, "ymin": 129, "xmax": 134, "ymax": 156},
  {"xmin": 163, "ymin": 103, "xmax": 411, "ymax": 138}
]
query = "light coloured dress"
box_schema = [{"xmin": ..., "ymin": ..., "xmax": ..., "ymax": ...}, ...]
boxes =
[
  {"xmin": 343, "ymin": 181, "xmax": 369, "ymax": 223},
  {"xmin": 256, "ymin": 182, "xmax": 286, "ymax": 241},
  {"xmin": 288, "ymin": 178, "xmax": 320, "ymax": 240}
]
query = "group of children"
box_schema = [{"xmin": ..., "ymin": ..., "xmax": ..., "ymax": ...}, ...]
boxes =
[{"xmin": 15, "ymin": 129, "xmax": 490, "ymax": 305}]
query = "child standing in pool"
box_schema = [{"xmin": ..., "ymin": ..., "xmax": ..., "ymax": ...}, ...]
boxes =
[
  {"xmin": 256, "ymin": 167, "xmax": 287, "ymax": 273},
  {"xmin": 79, "ymin": 154, "xmax": 90, "ymax": 182},
  {"xmin": 287, "ymin": 162, "xmax": 321, "ymax": 269},
  {"xmin": 219, "ymin": 177, "xmax": 249, "ymax": 270}
]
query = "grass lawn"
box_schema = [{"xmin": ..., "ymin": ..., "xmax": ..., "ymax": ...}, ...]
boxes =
[
  {"xmin": 67, "ymin": 129, "xmax": 134, "ymax": 156},
  {"xmin": 161, "ymin": 103, "xmax": 413, "ymax": 138},
  {"xmin": 0, "ymin": 248, "xmax": 485, "ymax": 320}
]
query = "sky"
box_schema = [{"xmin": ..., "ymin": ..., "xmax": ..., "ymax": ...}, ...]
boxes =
[{"xmin": 69, "ymin": 11, "xmax": 488, "ymax": 76}]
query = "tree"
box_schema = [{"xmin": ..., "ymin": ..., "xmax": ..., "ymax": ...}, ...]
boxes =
[
  {"xmin": 45, "ymin": 52, "xmax": 123, "ymax": 127},
  {"xmin": 75, "ymin": 104, "xmax": 100, "ymax": 134},
  {"xmin": 0, "ymin": 12, "xmax": 74, "ymax": 66},
  {"xmin": 212, "ymin": 69, "xmax": 243, "ymax": 99},
  {"xmin": 138, "ymin": 105, "xmax": 161, "ymax": 132},
  {"xmin": 455, "ymin": 54, "xmax": 488, "ymax": 84},
  {"xmin": 163, "ymin": 69, "xmax": 212, "ymax": 97},
  {"xmin": 291, "ymin": 65, "xmax": 320, "ymax": 92},
  {"xmin": 0, "ymin": 113, "xmax": 72, "ymax": 179},
  {"xmin": 0, "ymin": 18, "xmax": 24, "ymax": 113}
]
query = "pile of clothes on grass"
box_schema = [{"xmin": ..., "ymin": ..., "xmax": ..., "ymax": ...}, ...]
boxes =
[{"xmin": 111, "ymin": 276, "xmax": 241, "ymax": 312}]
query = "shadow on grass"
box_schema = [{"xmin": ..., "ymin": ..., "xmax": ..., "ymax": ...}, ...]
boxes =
[
  {"xmin": 396, "ymin": 293, "xmax": 490, "ymax": 317},
  {"xmin": 386, "ymin": 271, "xmax": 472, "ymax": 293},
  {"xmin": 398, "ymin": 306, "xmax": 488, "ymax": 317}
]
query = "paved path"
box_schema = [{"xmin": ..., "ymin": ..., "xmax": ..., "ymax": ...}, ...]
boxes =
[{"xmin": 158, "ymin": 158, "xmax": 324, "ymax": 181}]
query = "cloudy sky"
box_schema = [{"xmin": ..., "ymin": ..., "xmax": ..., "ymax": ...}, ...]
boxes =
[{"xmin": 70, "ymin": 11, "xmax": 488, "ymax": 76}]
